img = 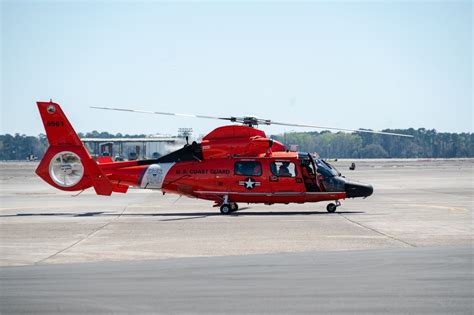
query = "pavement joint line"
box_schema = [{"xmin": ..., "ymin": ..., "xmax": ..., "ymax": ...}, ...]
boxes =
[
  {"xmin": 159, "ymin": 215, "xmax": 209, "ymax": 222},
  {"xmin": 34, "ymin": 205, "xmax": 129, "ymax": 265},
  {"xmin": 337, "ymin": 213, "xmax": 416, "ymax": 248}
]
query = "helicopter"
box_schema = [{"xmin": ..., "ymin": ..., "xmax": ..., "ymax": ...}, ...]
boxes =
[{"xmin": 35, "ymin": 101, "xmax": 412, "ymax": 214}]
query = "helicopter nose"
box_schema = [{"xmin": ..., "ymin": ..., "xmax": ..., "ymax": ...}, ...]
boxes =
[{"xmin": 344, "ymin": 181, "xmax": 374, "ymax": 198}]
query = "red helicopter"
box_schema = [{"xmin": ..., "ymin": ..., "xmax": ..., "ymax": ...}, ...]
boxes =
[{"xmin": 35, "ymin": 101, "xmax": 412, "ymax": 214}]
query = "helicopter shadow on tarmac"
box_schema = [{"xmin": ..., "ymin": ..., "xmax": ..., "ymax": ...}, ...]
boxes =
[{"xmin": 0, "ymin": 209, "xmax": 365, "ymax": 221}]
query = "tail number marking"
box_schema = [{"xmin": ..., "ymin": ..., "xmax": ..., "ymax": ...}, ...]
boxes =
[{"xmin": 46, "ymin": 121, "xmax": 64, "ymax": 127}]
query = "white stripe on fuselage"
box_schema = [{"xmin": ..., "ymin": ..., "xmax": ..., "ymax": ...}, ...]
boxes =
[{"xmin": 140, "ymin": 163, "xmax": 175, "ymax": 189}]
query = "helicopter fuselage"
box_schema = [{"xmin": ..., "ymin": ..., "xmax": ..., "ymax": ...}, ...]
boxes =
[{"xmin": 35, "ymin": 101, "xmax": 373, "ymax": 214}]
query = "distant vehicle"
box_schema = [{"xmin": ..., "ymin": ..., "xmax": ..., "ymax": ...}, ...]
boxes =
[
  {"xmin": 26, "ymin": 154, "xmax": 37, "ymax": 161},
  {"xmin": 35, "ymin": 101, "xmax": 412, "ymax": 215}
]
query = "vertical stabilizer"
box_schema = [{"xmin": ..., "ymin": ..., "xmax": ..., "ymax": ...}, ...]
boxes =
[{"xmin": 36, "ymin": 101, "xmax": 114, "ymax": 195}]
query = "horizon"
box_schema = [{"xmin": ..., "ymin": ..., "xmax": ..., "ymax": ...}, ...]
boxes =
[{"xmin": 1, "ymin": 125, "xmax": 471, "ymax": 139}]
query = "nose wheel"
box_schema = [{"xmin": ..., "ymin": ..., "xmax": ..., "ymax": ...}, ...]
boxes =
[{"xmin": 326, "ymin": 200, "xmax": 341, "ymax": 213}]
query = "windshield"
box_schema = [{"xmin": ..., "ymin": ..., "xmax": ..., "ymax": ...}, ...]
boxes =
[{"xmin": 315, "ymin": 159, "xmax": 340, "ymax": 177}]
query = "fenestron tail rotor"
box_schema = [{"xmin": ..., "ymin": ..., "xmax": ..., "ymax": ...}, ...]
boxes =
[{"xmin": 90, "ymin": 106, "xmax": 413, "ymax": 138}]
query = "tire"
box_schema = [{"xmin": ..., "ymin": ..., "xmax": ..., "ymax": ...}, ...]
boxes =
[
  {"xmin": 231, "ymin": 203, "xmax": 239, "ymax": 211},
  {"xmin": 326, "ymin": 203, "xmax": 337, "ymax": 213},
  {"xmin": 220, "ymin": 204, "xmax": 232, "ymax": 215}
]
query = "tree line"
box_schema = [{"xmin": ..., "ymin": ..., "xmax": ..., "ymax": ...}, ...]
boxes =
[
  {"xmin": 0, "ymin": 128, "xmax": 472, "ymax": 160},
  {"xmin": 271, "ymin": 128, "xmax": 473, "ymax": 158}
]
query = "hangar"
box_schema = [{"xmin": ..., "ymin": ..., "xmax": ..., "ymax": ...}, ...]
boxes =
[{"xmin": 82, "ymin": 136, "xmax": 182, "ymax": 161}]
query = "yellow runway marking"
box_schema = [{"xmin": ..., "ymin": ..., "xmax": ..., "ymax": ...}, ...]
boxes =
[
  {"xmin": 408, "ymin": 204, "xmax": 468, "ymax": 213},
  {"xmin": 326, "ymin": 235, "xmax": 385, "ymax": 239}
]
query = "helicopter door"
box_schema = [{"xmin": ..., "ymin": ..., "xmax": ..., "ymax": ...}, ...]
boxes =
[
  {"xmin": 269, "ymin": 160, "xmax": 305, "ymax": 197},
  {"xmin": 299, "ymin": 157, "xmax": 320, "ymax": 192},
  {"xmin": 232, "ymin": 160, "xmax": 265, "ymax": 193}
]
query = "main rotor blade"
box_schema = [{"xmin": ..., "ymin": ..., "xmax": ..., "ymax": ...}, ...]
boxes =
[
  {"xmin": 90, "ymin": 106, "xmax": 233, "ymax": 121},
  {"xmin": 270, "ymin": 121, "xmax": 413, "ymax": 137},
  {"xmin": 91, "ymin": 106, "xmax": 413, "ymax": 138}
]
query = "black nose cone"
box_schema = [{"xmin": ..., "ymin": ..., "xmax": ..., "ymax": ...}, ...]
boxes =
[{"xmin": 345, "ymin": 182, "xmax": 374, "ymax": 198}]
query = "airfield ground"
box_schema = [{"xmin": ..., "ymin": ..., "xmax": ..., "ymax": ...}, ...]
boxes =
[{"xmin": 0, "ymin": 159, "xmax": 473, "ymax": 313}]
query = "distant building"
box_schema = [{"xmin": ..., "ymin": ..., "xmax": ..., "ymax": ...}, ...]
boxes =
[
  {"xmin": 178, "ymin": 128, "xmax": 193, "ymax": 139},
  {"xmin": 82, "ymin": 136, "xmax": 183, "ymax": 161}
]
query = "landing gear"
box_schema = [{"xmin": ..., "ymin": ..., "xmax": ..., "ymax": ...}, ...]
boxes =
[
  {"xmin": 220, "ymin": 204, "xmax": 232, "ymax": 215},
  {"xmin": 326, "ymin": 200, "xmax": 341, "ymax": 213},
  {"xmin": 219, "ymin": 202, "xmax": 238, "ymax": 215},
  {"xmin": 219, "ymin": 195, "xmax": 237, "ymax": 215}
]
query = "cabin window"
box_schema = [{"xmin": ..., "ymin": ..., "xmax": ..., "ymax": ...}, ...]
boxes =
[
  {"xmin": 234, "ymin": 161, "xmax": 262, "ymax": 176},
  {"xmin": 271, "ymin": 161, "xmax": 297, "ymax": 177}
]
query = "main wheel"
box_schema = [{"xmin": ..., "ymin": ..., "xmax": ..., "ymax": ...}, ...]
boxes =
[
  {"xmin": 230, "ymin": 203, "xmax": 239, "ymax": 211},
  {"xmin": 220, "ymin": 204, "xmax": 232, "ymax": 215},
  {"xmin": 326, "ymin": 203, "xmax": 337, "ymax": 213}
]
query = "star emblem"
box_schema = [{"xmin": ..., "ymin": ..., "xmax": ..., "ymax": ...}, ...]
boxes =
[
  {"xmin": 244, "ymin": 178, "xmax": 255, "ymax": 189},
  {"xmin": 239, "ymin": 177, "xmax": 261, "ymax": 190}
]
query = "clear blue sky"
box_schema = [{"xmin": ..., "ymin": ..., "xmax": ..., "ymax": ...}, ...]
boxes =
[{"xmin": 1, "ymin": 0, "xmax": 472, "ymax": 137}]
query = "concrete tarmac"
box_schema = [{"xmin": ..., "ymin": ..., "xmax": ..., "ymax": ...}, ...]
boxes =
[
  {"xmin": 0, "ymin": 159, "xmax": 473, "ymax": 313},
  {"xmin": 1, "ymin": 246, "xmax": 472, "ymax": 314},
  {"xmin": 1, "ymin": 159, "xmax": 472, "ymax": 266}
]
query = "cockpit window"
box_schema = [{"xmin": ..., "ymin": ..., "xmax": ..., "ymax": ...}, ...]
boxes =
[{"xmin": 315, "ymin": 159, "xmax": 339, "ymax": 177}]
